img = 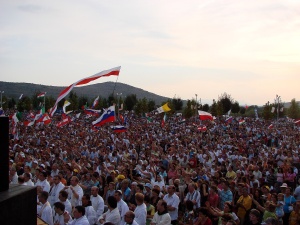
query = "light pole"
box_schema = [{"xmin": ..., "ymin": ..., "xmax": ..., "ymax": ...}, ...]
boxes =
[
  {"xmin": 275, "ymin": 94, "xmax": 281, "ymax": 121},
  {"xmin": 116, "ymin": 93, "xmax": 122, "ymax": 119},
  {"xmin": 195, "ymin": 94, "xmax": 198, "ymax": 115},
  {"xmin": 0, "ymin": 91, "xmax": 4, "ymax": 108}
]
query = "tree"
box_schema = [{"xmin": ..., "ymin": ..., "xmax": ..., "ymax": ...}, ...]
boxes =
[
  {"xmin": 172, "ymin": 98, "xmax": 183, "ymax": 111},
  {"xmin": 182, "ymin": 100, "xmax": 194, "ymax": 118},
  {"xmin": 202, "ymin": 104, "xmax": 209, "ymax": 112},
  {"xmin": 8, "ymin": 98, "xmax": 16, "ymax": 109},
  {"xmin": 124, "ymin": 94, "xmax": 137, "ymax": 111},
  {"xmin": 17, "ymin": 96, "xmax": 32, "ymax": 111},
  {"xmin": 231, "ymin": 101, "xmax": 240, "ymax": 114},
  {"xmin": 287, "ymin": 99, "xmax": 300, "ymax": 119},
  {"xmin": 262, "ymin": 102, "xmax": 273, "ymax": 120},
  {"xmin": 218, "ymin": 92, "xmax": 234, "ymax": 114},
  {"xmin": 134, "ymin": 98, "xmax": 148, "ymax": 116},
  {"xmin": 210, "ymin": 99, "xmax": 218, "ymax": 116},
  {"xmin": 147, "ymin": 100, "xmax": 156, "ymax": 112},
  {"xmin": 239, "ymin": 106, "xmax": 246, "ymax": 115}
]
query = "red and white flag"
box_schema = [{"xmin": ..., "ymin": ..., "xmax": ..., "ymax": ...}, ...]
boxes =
[
  {"xmin": 49, "ymin": 66, "xmax": 121, "ymax": 116},
  {"xmin": 295, "ymin": 119, "xmax": 300, "ymax": 125},
  {"xmin": 198, "ymin": 110, "xmax": 213, "ymax": 121},
  {"xmin": 56, "ymin": 114, "xmax": 71, "ymax": 128},
  {"xmin": 197, "ymin": 125, "xmax": 207, "ymax": 132},
  {"xmin": 268, "ymin": 124, "xmax": 274, "ymax": 129},
  {"xmin": 37, "ymin": 92, "xmax": 46, "ymax": 98}
]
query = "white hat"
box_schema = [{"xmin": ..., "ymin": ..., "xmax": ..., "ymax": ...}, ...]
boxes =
[
  {"xmin": 40, "ymin": 164, "xmax": 46, "ymax": 169},
  {"xmin": 33, "ymin": 160, "xmax": 38, "ymax": 164},
  {"xmin": 280, "ymin": 183, "xmax": 288, "ymax": 188}
]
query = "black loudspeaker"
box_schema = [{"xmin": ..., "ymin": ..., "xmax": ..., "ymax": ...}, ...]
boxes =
[{"xmin": 0, "ymin": 116, "xmax": 9, "ymax": 192}]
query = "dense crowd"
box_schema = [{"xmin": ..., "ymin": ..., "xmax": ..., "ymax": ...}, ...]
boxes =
[{"xmin": 7, "ymin": 109, "xmax": 300, "ymax": 225}]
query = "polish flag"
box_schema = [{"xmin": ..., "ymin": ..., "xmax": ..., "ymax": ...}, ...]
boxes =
[
  {"xmin": 198, "ymin": 110, "xmax": 213, "ymax": 121},
  {"xmin": 50, "ymin": 66, "xmax": 121, "ymax": 116},
  {"xmin": 268, "ymin": 124, "xmax": 274, "ymax": 129}
]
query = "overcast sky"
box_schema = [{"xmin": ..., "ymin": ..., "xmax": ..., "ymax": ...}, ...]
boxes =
[{"xmin": 1, "ymin": 0, "xmax": 299, "ymax": 105}]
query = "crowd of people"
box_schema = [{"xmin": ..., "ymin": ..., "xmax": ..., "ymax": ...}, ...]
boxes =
[{"xmin": 6, "ymin": 109, "xmax": 300, "ymax": 225}]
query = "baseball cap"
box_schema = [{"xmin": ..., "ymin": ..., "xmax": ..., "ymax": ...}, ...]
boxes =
[{"xmin": 145, "ymin": 183, "xmax": 152, "ymax": 189}]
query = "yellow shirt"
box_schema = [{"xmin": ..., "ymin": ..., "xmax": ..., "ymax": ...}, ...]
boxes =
[{"xmin": 237, "ymin": 195, "xmax": 252, "ymax": 218}]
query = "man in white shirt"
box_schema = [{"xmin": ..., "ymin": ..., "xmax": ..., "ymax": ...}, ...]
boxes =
[
  {"xmin": 163, "ymin": 185, "xmax": 180, "ymax": 224},
  {"xmin": 51, "ymin": 163, "xmax": 60, "ymax": 177},
  {"xmin": 35, "ymin": 171, "xmax": 51, "ymax": 193},
  {"xmin": 151, "ymin": 200, "xmax": 171, "ymax": 225},
  {"xmin": 121, "ymin": 210, "xmax": 139, "ymax": 225},
  {"xmin": 24, "ymin": 172, "xmax": 34, "ymax": 186},
  {"xmin": 49, "ymin": 175, "xmax": 65, "ymax": 206},
  {"xmin": 99, "ymin": 196, "xmax": 121, "ymax": 225},
  {"xmin": 64, "ymin": 176, "xmax": 84, "ymax": 207},
  {"xmin": 37, "ymin": 191, "xmax": 53, "ymax": 225},
  {"xmin": 53, "ymin": 202, "xmax": 72, "ymax": 225},
  {"xmin": 82, "ymin": 194, "xmax": 97, "ymax": 225},
  {"xmin": 58, "ymin": 190, "xmax": 72, "ymax": 214},
  {"xmin": 134, "ymin": 193, "xmax": 147, "ymax": 225},
  {"xmin": 91, "ymin": 186, "xmax": 105, "ymax": 218},
  {"xmin": 65, "ymin": 206, "xmax": 90, "ymax": 225},
  {"xmin": 114, "ymin": 190, "xmax": 129, "ymax": 224}
]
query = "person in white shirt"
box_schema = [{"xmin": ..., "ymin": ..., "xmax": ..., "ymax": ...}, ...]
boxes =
[
  {"xmin": 82, "ymin": 194, "xmax": 97, "ymax": 225},
  {"xmin": 49, "ymin": 175, "xmax": 65, "ymax": 206},
  {"xmin": 114, "ymin": 190, "xmax": 129, "ymax": 224},
  {"xmin": 38, "ymin": 191, "xmax": 53, "ymax": 225},
  {"xmin": 121, "ymin": 210, "xmax": 139, "ymax": 225},
  {"xmin": 53, "ymin": 202, "xmax": 72, "ymax": 225},
  {"xmin": 91, "ymin": 186, "xmax": 105, "ymax": 218},
  {"xmin": 24, "ymin": 172, "xmax": 34, "ymax": 186},
  {"xmin": 9, "ymin": 167, "xmax": 18, "ymax": 184},
  {"xmin": 134, "ymin": 193, "xmax": 147, "ymax": 225},
  {"xmin": 163, "ymin": 185, "xmax": 180, "ymax": 224},
  {"xmin": 151, "ymin": 200, "xmax": 171, "ymax": 225},
  {"xmin": 58, "ymin": 190, "xmax": 72, "ymax": 215},
  {"xmin": 65, "ymin": 206, "xmax": 90, "ymax": 225},
  {"xmin": 51, "ymin": 163, "xmax": 60, "ymax": 177},
  {"xmin": 35, "ymin": 171, "xmax": 51, "ymax": 193},
  {"xmin": 64, "ymin": 176, "xmax": 84, "ymax": 207},
  {"xmin": 99, "ymin": 196, "xmax": 121, "ymax": 225},
  {"xmin": 184, "ymin": 182, "xmax": 201, "ymax": 209}
]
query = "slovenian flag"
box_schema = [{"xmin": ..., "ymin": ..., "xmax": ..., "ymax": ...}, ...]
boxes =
[
  {"xmin": 198, "ymin": 110, "xmax": 213, "ymax": 121},
  {"xmin": 84, "ymin": 108, "xmax": 101, "ymax": 116},
  {"xmin": 92, "ymin": 105, "xmax": 115, "ymax": 126},
  {"xmin": 225, "ymin": 116, "xmax": 233, "ymax": 124},
  {"xmin": 92, "ymin": 96, "xmax": 99, "ymax": 109},
  {"xmin": 112, "ymin": 125, "xmax": 127, "ymax": 133}
]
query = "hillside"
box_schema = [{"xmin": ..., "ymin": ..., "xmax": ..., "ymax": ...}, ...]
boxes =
[{"xmin": 0, "ymin": 81, "xmax": 168, "ymax": 105}]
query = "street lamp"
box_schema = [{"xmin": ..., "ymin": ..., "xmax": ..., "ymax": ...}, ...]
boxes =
[
  {"xmin": 116, "ymin": 93, "xmax": 122, "ymax": 118},
  {"xmin": 275, "ymin": 94, "xmax": 281, "ymax": 121},
  {"xmin": 0, "ymin": 91, "xmax": 4, "ymax": 108}
]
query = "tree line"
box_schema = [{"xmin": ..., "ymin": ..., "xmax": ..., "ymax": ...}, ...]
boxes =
[{"xmin": 1, "ymin": 91, "xmax": 299, "ymax": 120}]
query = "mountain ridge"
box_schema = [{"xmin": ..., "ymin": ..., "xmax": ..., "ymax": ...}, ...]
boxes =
[{"xmin": 0, "ymin": 81, "xmax": 169, "ymax": 104}]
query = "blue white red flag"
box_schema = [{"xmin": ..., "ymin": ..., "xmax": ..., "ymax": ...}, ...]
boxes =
[
  {"xmin": 112, "ymin": 125, "xmax": 127, "ymax": 133},
  {"xmin": 84, "ymin": 108, "xmax": 101, "ymax": 116},
  {"xmin": 92, "ymin": 105, "xmax": 115, "ymax": 126},
  {"xmin": 225, "ymin": 116, "xmax": 233, "ymax": 124}
]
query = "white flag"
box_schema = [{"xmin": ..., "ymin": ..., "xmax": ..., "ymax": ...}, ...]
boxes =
[
  {"xmin": 271, "ymin": 107, "xmax": 275, "ymax": 113},
  {"xmin": 19, "ymin": 94, "xmax": 23, "ymax": 100}
]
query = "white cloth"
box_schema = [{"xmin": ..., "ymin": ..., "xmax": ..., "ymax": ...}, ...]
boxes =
[
  {"xmin": 163, "ymin": 193, "xmax": 180, "ymax": 220},
  {"xmin": 38, "ymin": 202, "xmax": 53, "ymax": 225},
  {"xmin": 151, "ymin": 212, "xmax": 171, "ymax": 225},
  {"xmin": 49, "ymin": 182, "xmax": 65, "ymax": 206},
  {"xmin": 10, "ymin": 173, "xmax": 18, "ymax": 184},
  {"xmin": 117, "ymin": 199, "xmax": 129, "ymax": 224},
  {"xmin": 53, "ymin": 210, "xmax": 72, "ymax": 225},
  {"xmin": 134, "ymin": 203, "xmax": 147, "ymax": 225},
  {"xmin": 85, "ymin": 205, "xmax": 97, "ymax": 225},
  {"xmin": 67, "ymin": 185, "xmax": 84, "ymax": 207},
  {"xmin": 91, "ymin": 194, "xmax": 105, "ymax": 217},
  {"xmin": 67, "ymin": 215, "xmax": 90, "ymax": 225},
  {"xmin": 35, "ymin": 179, "xmax": 51, "ymax": 193},
  {"xmin": 24, "ymin": 179, "xmax": 34, "ymax": 186},
  {"xmin": 99, "ymin": 208, "xmax": 121, "ymax": 225},
  {"xmin": 61, "ymin": 199, "xmax": 72, "ymax": 214}
]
